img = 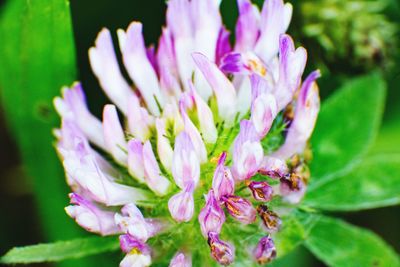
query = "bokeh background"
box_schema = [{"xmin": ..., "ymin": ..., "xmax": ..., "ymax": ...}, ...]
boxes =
[{"xmin": 0, "ymin": 0, "xmax": 399, "ymax": 266}]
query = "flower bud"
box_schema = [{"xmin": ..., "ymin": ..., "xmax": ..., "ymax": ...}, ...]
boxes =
[
  {"xmin": 280, "ymin": 173, "xmax": 306, "ymax": 204},
  {"xmin": 253, "ymin": 235, "xmax": 276, "ymax": 264},
  {"xmin": 257, "ymin": 205, "xmax": 282, "ymax": 233},
  {"xmin": 198, "ymin": 190, "xmax": 226, "ymax": 237},
  {"xmin": 222, "ymin": 195, "xmax": 256, "ymax": 224},
  {"xmin": 169, "ymin": 251, "xmax": 192, "ymax": 267},
  {"xmin": 258, "ymin": 156, "xmax": 288, "ymax": 179},
  {"xmin": 273, "ymin": 70, "xmax": 321, "ymax": 159},
  {"xmin": 212, "ymin": 152, "xmax": 235, "ymax": 201},
  {"xmin": 207, "ymin": 232, "xmax": 235, "ymax": 266},
  {"xmin": 248, "ymin": 181, "xmax": 273, "ymax": 202}
]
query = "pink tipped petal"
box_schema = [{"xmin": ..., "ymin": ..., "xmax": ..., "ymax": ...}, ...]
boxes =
[
  {"xmin": 54, "ymin": 83, "xmax": 105, "ymax": 150},
  {"xmin": 212, "ymin": 152, "xmax": 235, "ymax": 200},
  {"xmin": 167, "ymin": 0, "xmax": 195, "ymax": 92},
  {"xmin": 207, "ymin": 232, "xmax": 235, "ymax": 265},
  {"xmin": 198, "ymin": 190, "xmax": 226, "ymax": 237},
  {"xmin": 189, "ymin": 82, "xmax": 218, "ymax": 144},
  {"xmin": 222, "ymin": 195, "xmax": 257, "ymax": 224},
  {"xmin": 157, "ymin": 28, "xmax": 181, "ymax": 97},
  {"xmin": 169, "ymin": 251, "xmax": 192, "ymax": 267},
  {"xmin": 156, "ymin": 118, "xmax": 174, "ymax": 172},
  {"xmin": 127, "ymin": 139, "xmax": 145, "ymax": 183},
  {"xmin": 191, "ymin": 0, "xmax": 223, "ymax": 100},
  {"xmin": 275, "ymin": 34, "xmax": 308, "ymax": 111},
  {"xmin": 142, "ymin": 141, "xmax": 171, "ymax": 196},
  {"xmin": 192, "ymin": 53, "xmax": 237, "ymax": 124},
  {"xmin": 180, "ymin": 104, "xmax": 208, "ymax": 163},
  {"xmin": 118, "ymin": 22, "xmax": 164, "ymax": 115},
  {"xmin": 172, "ymin": 131, "xmax": 200, "ymax": 189},
  {"xmin": 127, "ymin": 95, "xmax": 154, "ymax": 142},
  {"xmin": 251, "ymin": 93, "xmax": 278, "ymax": 138},
  {"xmin": 250, "ymin": 74, "xmax": 274, "ymax": 102},
  {"xmin": 232, "ymin": 120, "xmax": 264, "ymax": 181},
  {"xmin": 255, "ymin": 0, "xmax": 292, "ymax": 62},
  {"xmin": 168, "ymin": 186, "xmax": 195, "ymax": 222},
  {"xmin": 192, "ymin": 0, "xmax": 222, "ymax": 61},
  {"xmin": 235, "ymin": 0, "xmax": 260, "ymax": 52},
  {"xmin": 88, "ymin": 29, "xmax": 137, "ymax": 114},
  {"xmin": 103, "ymin": 104, "xmax": 127, "ymax": 165},
  {"xmin": 65, "ymin": 193, "xmax": 120, "ymax": 236},
  {"xmin": 273, "ymin": 70, "xmax": 321, "ymax": 159}
]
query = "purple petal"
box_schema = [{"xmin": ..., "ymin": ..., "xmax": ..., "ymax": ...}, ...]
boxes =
[
  {"xmin": 143, "ymin": 141, "xmax": 171, "ymax": 195},
  {"xmin": 207, "ymin": 232, "xmax": 235, "ymax": 265},
  {"xmin": 222, "ymin": 195, "xmax": 257, "ymax": 224},
  {"xmin": 54, "ymin": 83, "xmax": 105, "ymax": 149},
  {"xmin": 215, "ymin": 27, "xmax": 232, "ymax": 66},
  {"xmin": 235, "ymin": 0, "xmax": 260, "ymax": 52},
  {"xmin": 257, "ymin": 205, "xmax": 282, "ymax": 232},
  {"xmin": 119, "ymin": 234, "xmax": 151, "ymax": 255},
  {"xmin": 65, "ymin": 193, "xmax": 120, "ymax": 236},
  {"xmin": 273, "ymin": 70, "xmax": 320, "ymax": 159},
  {"xmin": 118, "ymin": 22, "xmax": 164, "ymax": 115},
  {"xmin": 172, "ymin": 131, "xmax": 200, "ymax": 189},
  {"xmin": 251, "ymin": 93, "xmax": 278, "ymax": 138},
  {"xmin": 103, "ymin": 104, "xmax": 127, "ymax": 165},
  {"xmin": 253, "ymin": 235, "xmax": 276, "ymax": 264},
  {"xmin": 169, "ymin": 251, "xmax": 192, "ymax": 267},
  {"xmin": 248, "ymin": 181, "xmax": 273, "ymax": 202},
  {"xmin": 255, "ymin": 0, "xmax": 293, "ymax": 62},
  {"xmin": 114, "ymin": 203, "xmax": 151, "ymax": 242},
  {"xmin": 212, "ymin": 152, "xmax": 235, "ymax": 201},
  {"xmin": 168, "ymin": 185, "xmax": 195, "ymax": 222},
  {"xmin": 88, "ymin": 29, "xmax": 137, "ymax": 114},
  {"xmin": 192, "ymin": 53, "xmax": 237, "ymax": 124},
  {"xmin": 198, "ymin": 190, "xmax": 226, "ymax": 237}
]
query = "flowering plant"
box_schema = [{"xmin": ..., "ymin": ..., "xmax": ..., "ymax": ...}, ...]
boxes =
[{"xmin": 0, "ymin": 0, "xmax": 399, "ymax": 266}]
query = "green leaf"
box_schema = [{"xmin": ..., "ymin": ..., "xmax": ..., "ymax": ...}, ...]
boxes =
[
  {"xmin": 274, "ymin": 210, "xmax": 320, "ymax": 258},
  {"xmin": 304, "ymin": 154, "xmax": 400, "ymax": 211},
  {"xmin": 0, "ymin": 236, "xmax": 119, "ymax": 264},
  {"xmin": 304, "ymin": 215, "xmax": 400, "ymax": 267},
  {"xmin": 0, "ymin": 0, "xmax": 80, "ymax": 240},
  {"xmin": 309, "ymin": 74, "xmax": 386, "ymax": 190}
]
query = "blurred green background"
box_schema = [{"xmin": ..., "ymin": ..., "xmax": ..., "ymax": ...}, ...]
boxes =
[{"xmin": 0, "ymin": 0, "xmax": 399, "ymax": 266}]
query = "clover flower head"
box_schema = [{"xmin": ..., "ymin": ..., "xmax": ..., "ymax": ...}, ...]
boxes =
[{"xmin": 54, "ymin": 0, "xmax": 320, "ymax": 265}]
